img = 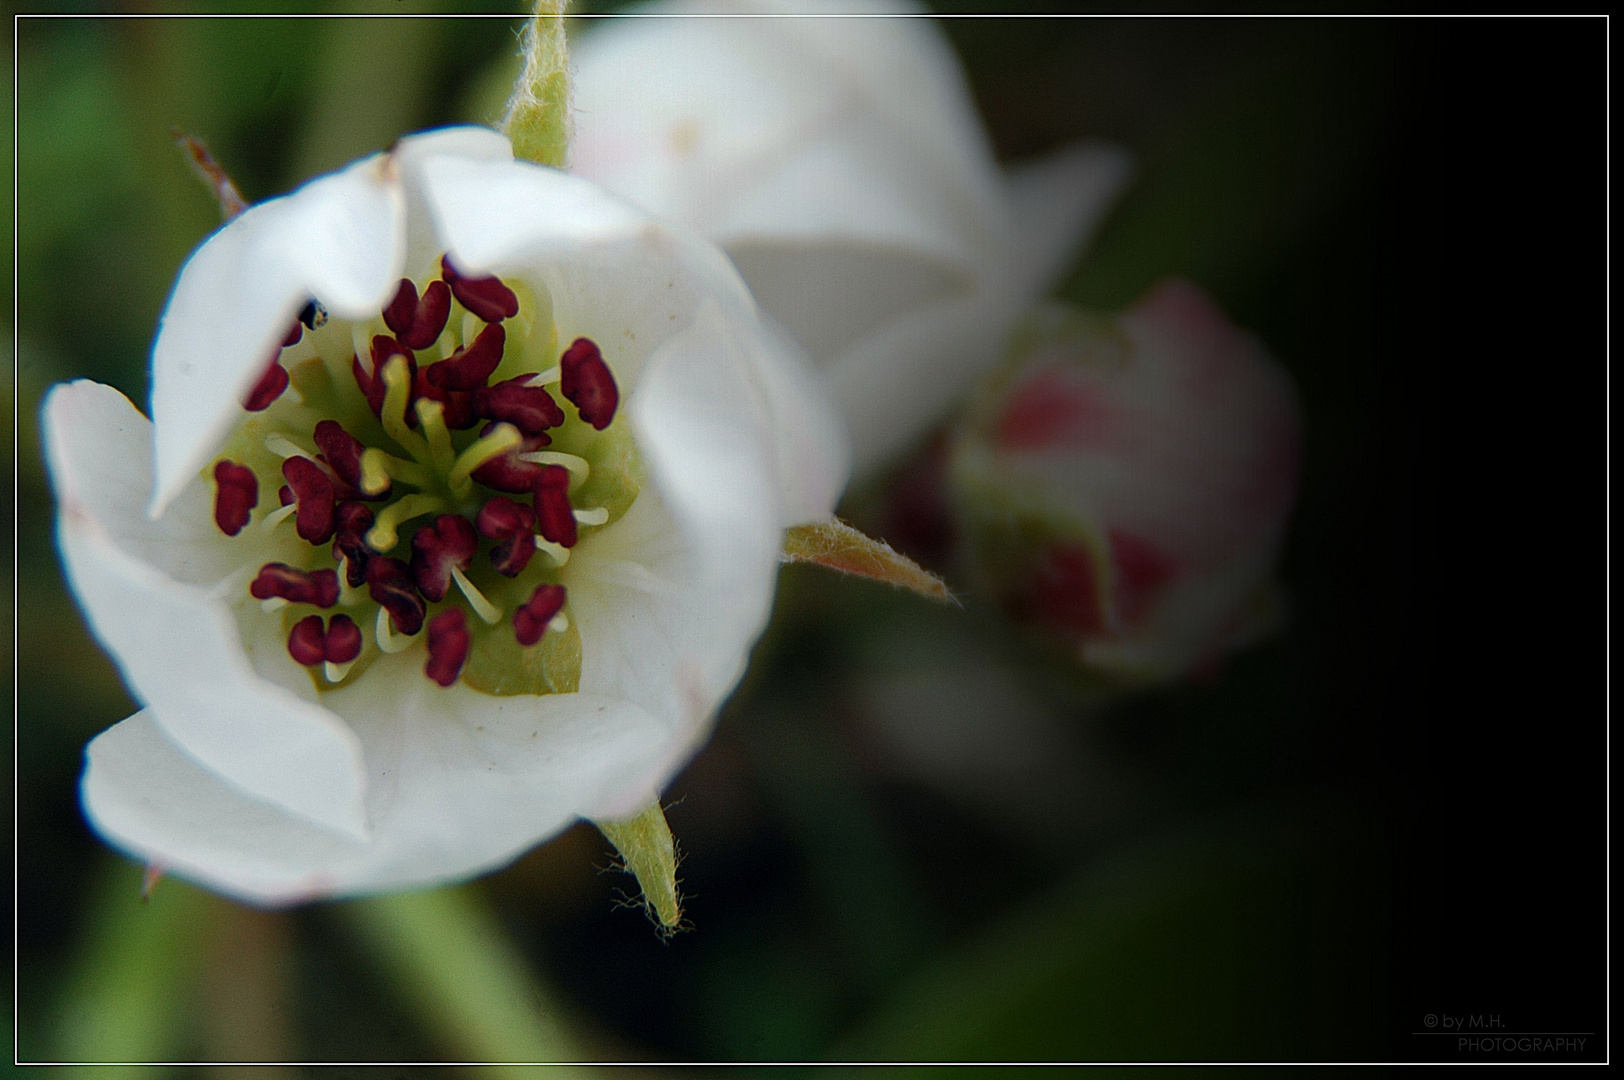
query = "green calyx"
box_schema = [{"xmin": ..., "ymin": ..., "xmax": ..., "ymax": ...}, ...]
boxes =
[
  {"xmin": 212, "ymin": 270, "xmax": 644, "ymax": 699},
  {"xmin": 501, "ymin": 1, "xmax": 572, "ymax": 170}
]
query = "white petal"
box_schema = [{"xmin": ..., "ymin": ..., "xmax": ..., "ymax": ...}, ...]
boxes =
[
  {"xmin": 747, "ymin": 313, "xmax": 852, "ymax": 526},
  {"xmin": 830, "ymin": 288, "xmax": 1018, "ymax": 477},
  {"xmin": 46, "ymin": 382, "xmax": 369, "ymax": 838},
  {"xmin": 727, "ymin": 242, "xmax": 973, "ymax": 367},
  {"xmin": 417, "ymin": 154, "xmax": 649, "ymax": 270},
  {"xmin": 572, "ymin": 2, "xmax": 1008, "ymax": 272},
  {"xmin": 1004, "ymin": 142, "xmax": 1133, "ymax": 299},
  {"xmin": 420, "ymin": 151, "xmax": 850, "ymax": 526},
  {"xmin": 150, "ymin": 153, "xmax": 405, "ymax": 516},
  {"xmin": 390, "ymin": 125, "xmax": 515, "ymax": 281},
  {"xmin": 566, "ymin": 303, "xmax": 784, "ymax": 805},
  {"xmin": 83, "ymin": 682, "xmax": 668, "ymax": 905}
]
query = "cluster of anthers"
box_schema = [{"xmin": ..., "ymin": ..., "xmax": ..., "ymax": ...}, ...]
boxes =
[{"xmin": 210, "ymin": 255, "xmax": 629, "ymax": 691}]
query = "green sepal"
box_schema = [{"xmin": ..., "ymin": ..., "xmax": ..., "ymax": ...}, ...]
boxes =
[
  {"xmin": 595, "ymin": 802, "xmax": 682, "ymax": 931},
  {"xmin": 501, "ymin": 1, "xmax": 571, "ymax": 169}
]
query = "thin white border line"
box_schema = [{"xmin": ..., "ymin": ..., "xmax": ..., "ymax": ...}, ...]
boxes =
[
  {"xmin": 11, "ymin": 11, "xmax": 21, "ymax": 1067},
  {"xmin": 6, "ymin": 11, "xmax": 1613, "ymax": 18}
]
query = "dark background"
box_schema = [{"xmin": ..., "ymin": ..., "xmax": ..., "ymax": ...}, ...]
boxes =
[{"xmin": 9, "ymin": 7, "xmax": 1607, "ymax": 1065}]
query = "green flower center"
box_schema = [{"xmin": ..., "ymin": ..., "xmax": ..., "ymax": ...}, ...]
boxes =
[{"xmin": 209, "ymin": 255, "xmax": 643, "ymax": 695}]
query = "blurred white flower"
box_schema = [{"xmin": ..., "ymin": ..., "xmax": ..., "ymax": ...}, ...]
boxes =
[
  {"xmin": 949, "ymin": 281, "xmax": 1302, "ymax": 682},
  {"xmin": 45, "ymin": 127, "xmax": 847, "ymax": 905},
  {"xmin": 572, "ymin": 0, "xmax": 1130, "ymax": 476}
]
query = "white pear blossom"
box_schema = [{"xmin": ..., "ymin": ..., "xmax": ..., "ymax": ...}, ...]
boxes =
[
  {"xmin": 571, "ymin": 0, "xmax": 1131, "ymax": 476},
  {"xmin": 45, "ymin": 127, "xmax": 849, "ymax": 905}
]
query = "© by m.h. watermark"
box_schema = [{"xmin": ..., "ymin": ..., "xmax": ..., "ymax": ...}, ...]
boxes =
[{"xmin": 1414, "ymin": 1014, "xmax": 1594, "ymax": 1057}]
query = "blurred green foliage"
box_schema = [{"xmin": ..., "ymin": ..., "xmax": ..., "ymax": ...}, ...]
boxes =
[{"xmin": 12, "ymin": 4, "xmax": 1461, "ymax": 1067}]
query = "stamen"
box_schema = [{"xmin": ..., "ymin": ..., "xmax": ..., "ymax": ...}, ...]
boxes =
[
  {"xmin": 265, "ymin": 433, "xmax": 315, "ymax": 460},
  {"xmin": 366, "ymin": 493, "xmax": 446, "ymax": 553},
  {"xmin": 477, "ymin": 497, "xmax": 538, "ymax": 577},
  {"xmin": 549, "ymin": 611, "xmax": 570, "ymax": 634},
  {"xmin": 513, "ymin": 583, "xmax": 567, "ymax": 646},
  {"xmin": 427, "ymin": 322, "xmax": 505, "ymax": 391},
  {"xmin": 413, "ymin": 368, "xmax": 479, "ymax": 431},
  {"xmin": 410, "ymin": 514, "xmax": 479, "ymax": 602},
  {"xmin": 414, "ymin": 398, "xmax": 457, "ymax": 474},
  {"xmin": 261, "ymin": 597, "xmax": 289, "ymax": 613},
  {"xmin": 532, "ymin": 465, "xmax": 578, "ymax": 548},
  {"xmin": 287, "ymin": 615, "xmax": 328, "ymax": 666},
  {"xmin": 313, "ymin": 420, "xmax": 374, "ymax": 497},
  {"xmin": 351, "ymin": 324, "xmax": 372, "ymax": 375},
  {"xmin": 360, "ymin": 447, "xmax": 431, "ymax": 496},
  {"xmin": 375, "ymin": 606, "xmax": 413, "ymax": 653},
  {"xmin": 379, "ymin": 355, "xmax": 431, "ymax": 462},
  {"xmin": 478, "ymin": 377, "xmax": 565, "ymax": 437},
  {"xmin": 448, "ymin": 422, "xmax": 522, "ymax": 496},
  {"xmin": 325, "ymin": 613, "xmax": 362, "ymax": 663},
  {"xmin": 244, "ymin": 359, "xmax": 289, "ymax": 412},
  {"xmin": 366, "ymin": 556, "xmax": 427, "ymax": 636},
  {"xmin": 442, "ymin": 255, "xmax": 520, "ymax": 322},
  {"xmin": 425, "ymin": 607, "xmax": 471, "ymax": 687},
  {"xmin": 250, "ymin": 563, "xmax": 340, "ymax": 608},
  {"xmin": 526, "ymin": 366, "xmax": 561, "ymax": 387},
  {"xmin": 282, "ymin": 456, "xmax": 337, "ymax": 545},
  {"xmin": 470, "ymin": 428, "xmax": 551, "ymax": 494},
  {"xmin": 516, "ymin": 450, "xmax": 589, "ymax": 487},
  {"xmin": 451, "ymin": 566, "xmax": 502, "ymax": 625},
  {"xmin": 290, "ymin": 613, "xmax": 360, "ymax": 676},
  {"xmin": 333, "ymin": 502, "xmax": 375, "ymax": 586},
  {"xmin": 383, "ymin": 278, "xmax": 452, "ymax": 350},
  {"xmin": 572, "ymin": 506, "xmax": 610, "ymax": 526},
  {"xmin": 212, "ymin": 461, "xmax": 258, "ymax": 536},
  {"xmin": 324, "ymin": 661, "xmax": 354, "ymax": 684},
  {"xmin": 534, "ymin": 537, "xmax": 571, "ymax": 567},
  {"xmin": 560, "ymin": 337, "xmax": 620, "ymax": 430},
  {"xmin": 261, "ymin": 502, "xmax": 298, "ymax": 531},
  {"xmin": 335, "ymin": 556, "xmax": 366, "ymax": 606}
]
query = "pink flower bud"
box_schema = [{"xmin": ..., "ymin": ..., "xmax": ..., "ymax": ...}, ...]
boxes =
[{"xmin": 950, "ymin": 281, "xmax": 1302, "ymax": 683}]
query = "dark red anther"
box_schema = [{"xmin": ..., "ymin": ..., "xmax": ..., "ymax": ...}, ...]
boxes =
[
  {"xmin": 424, "ymin": 607, "xmax": 470, "ymax": 687},
  {"xmin": 383, "ymin": 278, "xmax": 452, "ymax": 350},
  {"xmin": 325, "ymin": 614, "xmax": 362, "ymax": 664},
  {"xmin": 282, "ymin": 456, "xmax": 336, "ymax": 545},
  {"xmin": 279, "ymin": 485, "xmax": 295, "ymax": 506},
  {"xmin": 410, "ymin": 514, "xmax": 479, "ymax": 602},
  {"xmin": 353, "ymin": 336, "xmax": 417, "ymax": 419},
  {"xmin": 333, "ymin": 501, "xmax": 375, "ymax": 586},
  {"xmin": 474, "ymin": 375, "xmax": 565, "ymax": 437},
  {"xmin": 477, "ymin": 497, "xmax": 537, "ymax": 577},
  {"xmin": 411, "ymin": 369, "xmax": 479, "ymax": 430},
  {"xmin": 427, "ymin": 322, "xmax": 505, "ymax": 392},
  {"xmin": 366, "ymin": 556, "xmax": 426, "ymax": 636},
  {"xmin": 250, "ymin": 563, "xmax": 340, "ymax": 608},
  {"xmin": 441, "ymin": 254, "xmax": 519, "ymax": 322},
  {"xmin": 312, "ymin": 420, "xmax": 379, "ymax": 499},
  {"xmin": 287, "ymin": 615, "xmax": 328, "ymax": 666},
  {"xmin": 513, "ymin": 584, "xmax": 567, "ymax": 647},
  {"xmin": 244, "ymin": 359, "xmax": 289, "ymax": 412},
  {"xmin": 559, "ymin": 337, "xmax": 619, "ymax": 430},
  {"xmin": 286, "ymin": 613, "xmax": 363, "ymax": 668},
  {"xmin": 469, "ymin": 426, "xmax": 550, "ymax": 493},
  {"xmin": 532, "ymin": 465, "xmax": 578, "ymax": 548},
  {"xmin": 212, "ymin": 461, "xmax": 258, "ymax": 536}
]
